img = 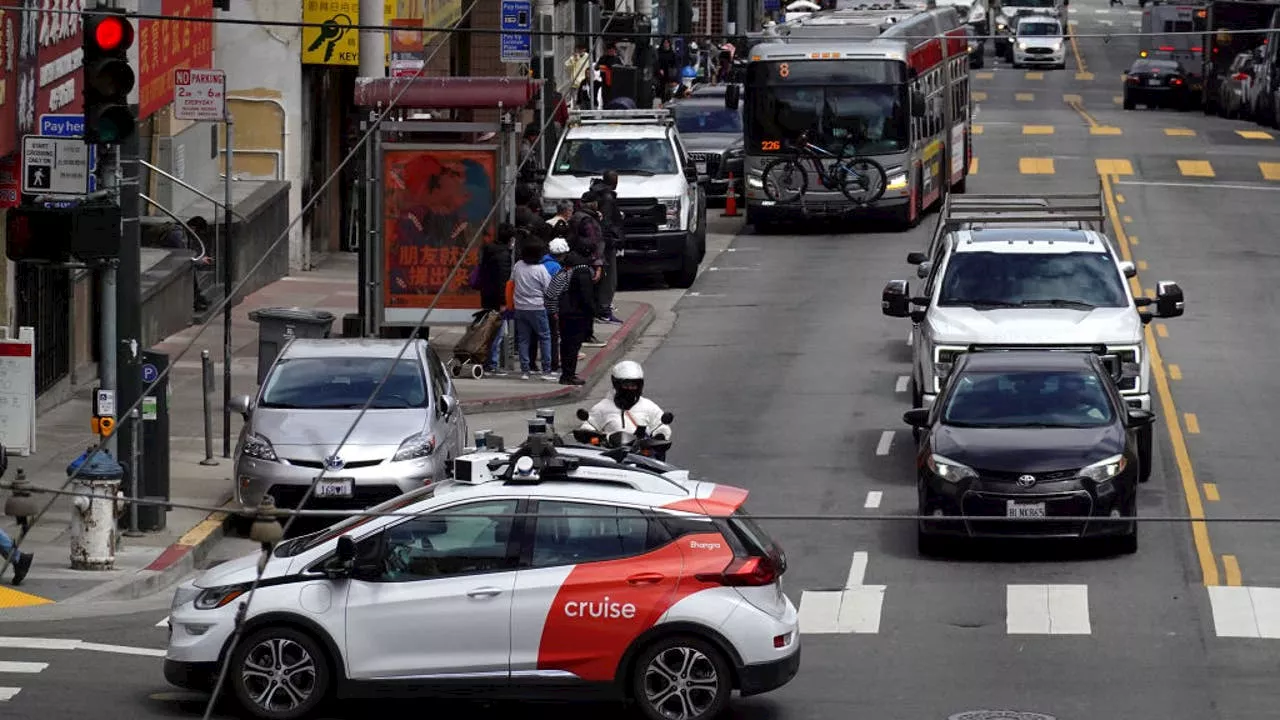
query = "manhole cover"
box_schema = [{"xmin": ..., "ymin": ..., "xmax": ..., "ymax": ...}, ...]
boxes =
[{"xmin": 949, "ymin": 713, "xmax": 1057, "ymax": 720}]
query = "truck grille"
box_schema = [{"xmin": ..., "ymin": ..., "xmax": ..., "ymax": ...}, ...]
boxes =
[
  {"xmin": 688, "ymin": 152, "xmax": 723, "ymax": 178},
  {"xmin": 617, "ymin": 197, "xmax": 666, "ymax": 235}
]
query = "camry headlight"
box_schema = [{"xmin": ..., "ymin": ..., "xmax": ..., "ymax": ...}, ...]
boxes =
[
  {"xmin": 1080, "ymin": 454, "xmax": 1127, "ymax": 484},
  {"xmin": 392, "ymin": 432, "xmax": 437, "ymax": 462},
  {"xmin": 1017, "ymin": 41, "xmax": 1029, "ymax": 50},
  {"xmin": 241, "ymin": 432, "xmax": 277, "ymax": 461},
  {"xmin": 887, "ymin": 172, "xmax": 908, "ymax": 190},
  {"xmin": 194, "ymin": 584, "xmax": 249, "ymax": 610},
  {"xmin": 927, "ymin": 454, "xmax": 978, "ymax": 483},
  {"xmin": 659, "ymin": 196, "xmax": 682, "ymax": 228}
]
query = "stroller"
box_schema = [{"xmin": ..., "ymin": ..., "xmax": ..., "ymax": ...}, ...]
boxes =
[{"xmin": 448, "ymin": 309, "xmax": 503, "ymax": 379}]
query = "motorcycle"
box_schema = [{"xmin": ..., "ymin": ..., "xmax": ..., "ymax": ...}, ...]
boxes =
[{"xmin": 572, "ymin": 407, "xmax": 675, "ymax": 462}]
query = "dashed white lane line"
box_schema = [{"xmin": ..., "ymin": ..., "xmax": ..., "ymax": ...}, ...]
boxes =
[
  {"xmin": 0, "ymin": 637, "xmax": 165, "ymax": 657},
  {"xmin": 1007, "ymin": 584, "xmax": 1092, "ymax": 635},
  {"xmin": 0, "ymin": 687, "xmax": 20, "ymax": 701},
  {"xmin": 864, "ymin": 491, "xmax": 883, "ymax": 509},
  {"xmin": 875, "ymin": 431, "xmax": 895, "ymax": 456},
  {"xmin": 895, "ymin": 375, "xmax": 910, "ymax": 392},
  {"xmin": 0, "ymin": 662, "xmax": 47, "ymax": 673}
]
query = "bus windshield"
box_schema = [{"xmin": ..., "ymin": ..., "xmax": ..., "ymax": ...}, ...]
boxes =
[{"xmin": 746, "ymin": 83, "xmax": 909, "ymax": 156}]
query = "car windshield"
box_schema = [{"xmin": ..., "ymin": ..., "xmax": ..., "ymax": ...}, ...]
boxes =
[
  {"xmin": 672, "ymin": 106, "xmax": 743, "ymax": 134},
  {"xmin": 276, "ymin": 486, "xmax": 437, "ymax": 557},
  {"xmin": 259, "ymin": 357, "xmax": 430, "ymax": 410},
  {"xmin": 942, "ymin": 370, "xmax": 1115, "ymax": 428},
  {"xmin": 938, "ymin": 251, "xmax": 1129, "ymax": 309},
  {"xmin": 1019, "ymin": 21, "xmax": 1061, "ymax": 36},
  {"xmin": 552, "ymin": 138, "xmax": 678, "ymax": 176},
  {"xmin": 746, "ymin": 83, "xmax": 909, "ymax": 155}
]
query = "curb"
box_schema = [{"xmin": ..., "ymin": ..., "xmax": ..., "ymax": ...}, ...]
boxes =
[
  {"xmin": 85, "ymin": 502, "xmax": 234, "ymax": 603},
  {"xmin": 460, "ymin": 302, "xmax": 656, "ymax": 415}
]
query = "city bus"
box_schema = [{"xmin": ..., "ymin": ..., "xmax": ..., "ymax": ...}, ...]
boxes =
[{"xmin": 731, "ymin": 2, "xmax": 973, "ymax": 231}]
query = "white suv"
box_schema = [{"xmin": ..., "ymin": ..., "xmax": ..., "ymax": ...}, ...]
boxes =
[
  {"xmin": 164, "ymin": 436, "xmax": 799, "ymax": 720},
  {"xmin": 538, "ymin": 109, "xmax": 708, "ymax": 288}
]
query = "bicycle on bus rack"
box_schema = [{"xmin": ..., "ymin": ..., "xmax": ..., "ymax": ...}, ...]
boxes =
[{"xmin": 760, "ymin": 131, "xmax": 888, "ymax": 206}]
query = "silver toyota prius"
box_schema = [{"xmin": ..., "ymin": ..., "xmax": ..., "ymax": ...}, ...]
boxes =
[{"xmin": 229, "ymin": 338, "xmax": 468, "ymax": 512}]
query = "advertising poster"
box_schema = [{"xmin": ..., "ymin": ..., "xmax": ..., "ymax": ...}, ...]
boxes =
[{"xmin": 382, "ymin": 147, "xmax": 495, "ymax": 313}]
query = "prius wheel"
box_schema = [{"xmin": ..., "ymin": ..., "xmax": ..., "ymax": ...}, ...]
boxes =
[
  {"xmin": 230, "ymin": 627, "xmax": 330, "ymax": 720},
  {"xmin": 632, "ymin": 635, "xmax": 732, "ymax": 720}
]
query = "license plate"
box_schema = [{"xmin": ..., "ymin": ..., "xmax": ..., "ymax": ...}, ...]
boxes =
[
  {"xmin": 315, "ymin": 479, "xmax": 354, "ymax": 498},
  {"xmin": 1006, "ymin": 500, "xmax": 1046, "ymax": 518},
  {"xmin": 1147, "ymin": 78, "xmax": 1162, "ymax": 86},
  {"xmin": 696, "ymin": 162, "xmax": 707, "ymax": 174}
]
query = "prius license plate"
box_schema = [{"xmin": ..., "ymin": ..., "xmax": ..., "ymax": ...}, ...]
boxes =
[
  {"xmin": 315, "ymin": 479, "xmax": 354, "ymax": 498},
  {"xmin": 696, "ymin": 162, "xmax": 707, "ymax": 174},
  {"xmin": 1006, "ymin": 500, "xmax": 1046, "ymax": 518}
]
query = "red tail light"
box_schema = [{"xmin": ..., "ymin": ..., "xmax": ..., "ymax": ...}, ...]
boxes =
[
  {"xmin": 1172, "ymin": 77, "xmax": 1184, "ymax": 85},
  {"xmin": 1159, "ymin": 45, "xmax": 1175, "ymax": 51},
  {"xmin": 1233, "ymin": 72, "xmax": 1249, "ymax": 81},
  {"xmin": 696, "ymin": 555, "xmax": 779, "ymax": 587},
  {"xmin": 1191, "ymin": 46, "xmax": 1203, "ymax": 52}
]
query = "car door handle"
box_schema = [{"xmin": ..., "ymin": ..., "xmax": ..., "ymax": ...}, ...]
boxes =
[
  {"xmin": 467, "ymin": 587, "xmax": 504, "ymax": 598},
  {"xmin": 626, "ymin": 572, "xmax": 665, "ymax": 586}
]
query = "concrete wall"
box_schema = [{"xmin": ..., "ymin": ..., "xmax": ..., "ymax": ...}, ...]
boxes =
[{"xmin": 214, "ymin": 0, "xmax": 305, "ymax": 272}]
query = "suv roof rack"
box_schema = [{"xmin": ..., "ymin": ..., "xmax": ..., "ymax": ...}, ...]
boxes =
[
  {"xmin": 568, "ymin": 109, "xmax": 675, "ymax": 127},
  {"xmin": 928, "ymin": 181, "xmax": 1107, "ymax": 251}
]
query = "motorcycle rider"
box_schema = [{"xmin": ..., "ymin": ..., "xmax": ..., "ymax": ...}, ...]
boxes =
[{"xmin": 583, "ymin": 361, "xmax": 673, "ymax": 441}]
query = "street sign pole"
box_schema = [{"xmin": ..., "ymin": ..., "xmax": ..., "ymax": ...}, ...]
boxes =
[{"xmin": 222, "ymin": 104, "xmax": 234, "ymax": 458}]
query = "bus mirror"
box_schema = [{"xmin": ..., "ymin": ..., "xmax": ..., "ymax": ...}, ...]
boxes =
[
  {"xmin": 911, "ymin": 90, "xmax": 926, "ymax": 117},
  {"xmin": 725, "ymin": 84, "xmax": 740, "ymax": 110}
]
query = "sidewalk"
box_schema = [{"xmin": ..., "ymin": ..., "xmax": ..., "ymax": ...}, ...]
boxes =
[{"xmin": 0, "ymin": 253, "xmax": 654, "ymax": 610}]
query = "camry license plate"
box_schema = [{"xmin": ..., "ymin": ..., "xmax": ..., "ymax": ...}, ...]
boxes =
[
  {"xmin": 696, "ymin": 162, "xmax": 707, "ymax": 174},
  {"xmin": 1006, "ymin": 500, "xmax": 1046, "ymax": 518},
  {"xmin": 315, "ymin": 479, "xmax": 354, "ymax": 498},
  {"xmin": 1147, "ymin": 78, "xmax": 1162, "ymax": 86}
]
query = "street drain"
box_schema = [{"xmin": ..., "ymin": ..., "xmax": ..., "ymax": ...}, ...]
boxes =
[{"xmin": 952, "ymin": 707, "xmax": 1059, "ymax": 712}]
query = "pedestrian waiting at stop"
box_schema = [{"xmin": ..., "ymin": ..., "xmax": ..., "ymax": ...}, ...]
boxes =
[
  {"xmin": 511, "ymin": 239, "xmax": 556, "ymax": 381},
  {"xmin": 0, "ymin": 528, "xmax": 33, "ymax": 586}
]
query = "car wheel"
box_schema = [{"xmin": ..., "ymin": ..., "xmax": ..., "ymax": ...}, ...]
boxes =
[
  {"xmin": 229, "ymin": 626, "xmax": 330, "ymax": 720},
  {"xmin": 1123, "ymin": 93, "xmax": 1136, "ymax": 111},
  {"xmin": 631, "ymin": 635, "xmax": 732, "ymax": 720},
  {"xmin": 1112, "ymin": 494, "xmax": 1138, "ymax": 555},
  {"xmin": 663, "ymin": 241, "xmax": 700, "ymax": 289},
  {"xmin": 1138, "ymin": 425, "xmax": 1153, "ymax": 483},
  {"xmin": 917, "ymin": 526, "xmax": 944, "ymax": 557}
]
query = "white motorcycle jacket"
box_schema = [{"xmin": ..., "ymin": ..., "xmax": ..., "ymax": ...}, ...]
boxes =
[{"xmin": 583, "ymin": 396, "xmax": 673, "ymax": 441}]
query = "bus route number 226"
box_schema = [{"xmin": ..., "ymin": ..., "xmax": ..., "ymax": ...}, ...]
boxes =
[{"xmin": 761, "ymin": 140, "xmax": 782, "ymax": 151}]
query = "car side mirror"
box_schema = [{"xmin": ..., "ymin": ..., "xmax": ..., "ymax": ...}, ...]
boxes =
[
  {"xmin": 903, "ymin": 408, "xmax": 930, "ymax": 428},
  {"xmin": 907, "ymin": 251, "xmax": 928, "ymax": 265},
  {"xmin": 1126, "ymin": 408, "xmax": 1156, "ymax": 428},
  {"xmin": 336, "ymin": 534, "xmax": 357, "ymax": 562},
  {"xmin": 321, "ymin": 535, "xmax": 357, "ymax": 578},
  {"xmin": 725, "ymin": 83, "xmax": 740, "ymax": 110},
  {"xmin": 1119, "ymin": 261, "xmax": 1137, "ymax": 279},
  {"xmin": 916, "ymin": 261, "xmax": 932, "ymax": 279},
  {"xmin": 911, "ymin": 90, "xmax": 926, "ymax": 117},
  {"xmin": 882, "ymin": 280, "xmax": 910, "ymax": 318},
  {"xmin": 576, "ymin": 408, "xmax": 590, "ymax": 421},
  {"xmin": 661, "ymin": 411, "xmax": 675, "ymax": 424},
  {"xmin": 1155, "ymin": 281, "xmax": 1184, "ymax": 318},
  {"xmin": 229, "ymin": 394, "xmax": 253, "ymax": 417},
  {"xmin": 439, "ymin": 395, "xmax": 457, "ymax": 417}
]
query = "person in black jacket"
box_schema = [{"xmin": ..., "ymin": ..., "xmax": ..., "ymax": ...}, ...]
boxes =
[
  {"xmin": 548, "ymin": 251, "xmax": 598, "ymax": 385},
  {"xmin": 589, "ymin": 171, "xmax": 624, "ymax": 324},
  {"xmin": 478, "ymin": 224, "xmax": 515, "ymax": 373}
]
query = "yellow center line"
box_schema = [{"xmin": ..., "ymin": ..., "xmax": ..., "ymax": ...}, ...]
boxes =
[
  {"xmin": 1068, "ymin": 100, "xmax": 1099, "ymax": 128},
  {"xmin": 1100, "ymin": 173, "xmax": 1220, "ymax": 587},
  {"xmin": 1069, "ymin": 27, "xmax": 1089, "ymax": 75},
  {"xmin": 1223, "ymin": 555, "xmax": 1243, "ymax": 586}
]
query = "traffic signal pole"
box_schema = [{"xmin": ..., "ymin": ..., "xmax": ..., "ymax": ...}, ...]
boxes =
[
  {"xmin": 99, "ymin": 145, "xmax": 119, "ymax": 457},
  {"xmin": 116, "ymin": 115, "xmax": 143, "ymax": 504}
]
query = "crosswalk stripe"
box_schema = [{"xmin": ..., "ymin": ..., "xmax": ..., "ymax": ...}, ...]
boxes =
[
  {"xmin": 969, "ymin": 157, "xmax": 979, "ymax": 174},
  {"xmin": 975, "ymin": 71, "xmax": 994, "ymax": 80},
  {"xmin": 798, "ymin": 552, "xmax": 886, "ymax": 634},
  {"xmin": 1165, "ymin": 127, "xmax": 1196, "ymax": 137},
  {"xmin": 1237, "ymin": 129, "xmax": 1273, "ymax": 140},
  {"xmin": 1113, "ymin": 95, "xmax": 1123, "ymax": 105},
  {"xmin": 972, "ymin": 124, "xmax": 983, "ymax": 135},
  {"xmin": 972, "ymin": 91, "xmax": 988, "ymax": 102},
  {"xmin": 1075, "ymin": 71, "xmax": 1094, "ymax": 80},
  {"xmin": 1261, "ymin": 162, "xmax": 1280, "ymax": 180},
  {"xmin": 1090, "ymin": 126, "xmax": 1123, "ymax": 135},
  {"xmin": 1015, "ymin": 92, "xmax": 1035, "ymax": 102},
  {"xmin": 1023, "ymin": 125, "xmax": 1054, "ymax": 135},
  {"xmin": 0, "ymin": 662, "xmax": 46, "ymax": 673},
  {"xmin": 1007, "ymin": 584, "xmax": 1092, "ymax": 635},
  {"xmin": 1095, "ymin": 158, "xmax": 1134, "ymax": 175},
  {"xmin": 1025, "ymin": 71, "xmax": 1044, "ymax": 80},
  {"xmin": 1178, "ymin": 159, "xmax": 1215, "ymax": 177},
  {"xmin": 1019, "ymin": 157, "xmax": 1055, "ymax": 174},
  {"xmin": 0, "ymin": 687, "xmax": 20, "ymax": 701},
  {"xmin": 1208, "ymin": 586, "xmax": 1280, "ymax": 638}
]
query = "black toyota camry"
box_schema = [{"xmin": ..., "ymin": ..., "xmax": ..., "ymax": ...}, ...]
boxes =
[{"xmin": 903, "ymin": 350, "xmax": 1154, "ymax": 556}]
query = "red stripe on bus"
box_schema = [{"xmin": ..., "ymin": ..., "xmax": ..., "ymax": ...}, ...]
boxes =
[{"xmin": 909, "ymin": 38, "xmax": 944, "ymax": 72}]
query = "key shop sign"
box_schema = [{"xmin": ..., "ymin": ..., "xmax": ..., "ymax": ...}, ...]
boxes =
[
  {"xmin": 302, "ymin": 0, "xmax": 398, "ymax": 66},
  {"xmin": 173, "ymin": 68, "xmax": 226, "ymax": 121}
]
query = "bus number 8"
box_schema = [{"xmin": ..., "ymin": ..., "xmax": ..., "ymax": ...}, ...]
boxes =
[{"xmin": 778, "ymin": 63, "xmax": 790, "ymax": 78}]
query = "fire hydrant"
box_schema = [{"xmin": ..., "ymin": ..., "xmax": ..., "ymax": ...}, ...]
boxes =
[{"xmin": 67, "ymin": 450, "xmax": 124, "ymax": 570}]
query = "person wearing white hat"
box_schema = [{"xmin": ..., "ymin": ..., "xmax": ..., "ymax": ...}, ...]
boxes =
[{"xmin": 541, "ymin": 238, "xmax": 573, "ymax": 374}]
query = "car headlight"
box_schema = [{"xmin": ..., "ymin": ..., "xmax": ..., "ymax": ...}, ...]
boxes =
[
  {"xmin": 997, "ymin": 21, "xmax": 1008, "ymax": 31},
  {"xmin": 933, "ymin": 347, "xmax": 964, "ymax": 392},
  {"xmin": 968, "ymin": 43, "xmax": 975, "ymax": 52},
  {"xmin": 194, "ymin": 584, "xmax": 249, "ymax": 610},
  {"xmin": 392, "ymin": 432, "xmax": 438, "ymax": 462},
  {"xmin": 887, "ymin": 172, "xmax": 908, "ymax": 190},
  {"xmin": 242, "ymin": 432, "xmax": 277, "ymax": 461},
  {"xmin": 927, "ymin": 454, "xmax": 978, "ymax": 483},
  {"xmin": 659, "ymin": 196, "xmax": 681, "ymax": 228},
  {"xmin": 171, "ymin": 583, "xmax": 200, "ymax": 610},
  {"xmin": 1080, "ymin": 454, "xmax": 1127, "ymax": 484},
  {"xmin": 1017, "ymin": 42, "xmax": 1028, "ymax": 51}
]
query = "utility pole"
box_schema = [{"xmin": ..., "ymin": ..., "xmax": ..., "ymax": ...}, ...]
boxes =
[
  {"xmin": 359, "ymin": 0, "xmax": 387, "ymax": 79},
  {"xmin": 221, "ymin": 113, "xmax": 234, "ymax": 458}
]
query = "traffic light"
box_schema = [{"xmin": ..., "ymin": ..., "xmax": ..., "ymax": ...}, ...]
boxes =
[
  {"xmin": 6, "ymin": 203, "xmax": 123, "ymax": 263},
  {"xmin": 82, "ymin": 8, "xmax": 136, "ymax": 145}
]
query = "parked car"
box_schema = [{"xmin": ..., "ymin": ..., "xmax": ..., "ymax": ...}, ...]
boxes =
[
  {"xmin": 666, "ymin": 96, "xmax": 745, "ymax": 205},
  {"xmin": 229, "ymin": 338, "xmax": 468, "ymax": 513},
  {"xmin": 1219, "ymin": 48, "xmax": 1264, "ymax": 119}
]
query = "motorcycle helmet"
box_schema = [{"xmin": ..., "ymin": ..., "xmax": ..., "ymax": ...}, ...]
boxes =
[{"xmin": 611, "ymin": 360, "xmax": 644, "ymax": 410}]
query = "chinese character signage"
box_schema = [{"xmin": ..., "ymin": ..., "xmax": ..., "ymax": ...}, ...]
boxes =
[
  {"xmin": 302, "ymin": 0, "xmax": 398, "ymax": 66},
  {"xmin": 381, "ymin": 148, "xmax": 494, "ymax": 312},
  {"xmin": 137, "ymin": 0, "xmax": 215, "ymax": 120},
  {"xmin": 15, "ymin": 0, "xmax": 86, "ymax": 138},
  {"xmin": 0, "ymin": 9, "xmax": 16, "ymax": 159}
]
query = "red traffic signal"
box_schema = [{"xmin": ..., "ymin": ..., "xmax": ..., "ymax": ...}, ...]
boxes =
[{"xmin": 88, "ymin": 14, "xmax": 134, "ymax": 52}]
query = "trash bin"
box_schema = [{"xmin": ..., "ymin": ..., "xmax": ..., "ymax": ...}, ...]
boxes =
[{"xmin": 248, "ymin": 307, "xmax": 336, "ymax": 385}]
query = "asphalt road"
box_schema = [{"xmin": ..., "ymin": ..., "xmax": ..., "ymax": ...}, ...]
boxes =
[{"xmin": 6, "ymin": 2, "xmax": 1280, "ymax": 717}]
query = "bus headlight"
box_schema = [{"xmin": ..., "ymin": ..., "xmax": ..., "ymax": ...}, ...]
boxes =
[{"xmin": 886, "ymin": 173, "xmax": 908, "ymax": 190}]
